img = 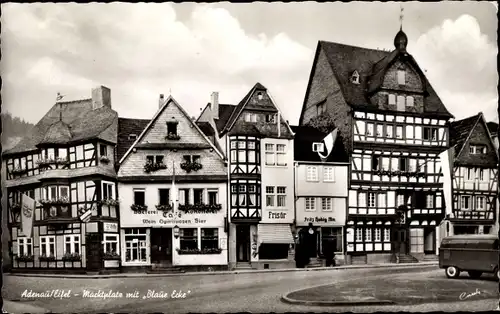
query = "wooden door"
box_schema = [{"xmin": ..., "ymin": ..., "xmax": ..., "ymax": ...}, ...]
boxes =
[
  {"xmin": 86, "ymin": 233, "xmax": 102, "ymax": 271},
  {"xmin": 236, "ymin": 225, "xmax": 250, "ymax": 262}
]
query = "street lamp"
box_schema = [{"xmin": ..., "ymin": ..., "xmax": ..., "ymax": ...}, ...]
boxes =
[{"xmin": 173, "ymin": 225, "xmax": 180, "ymax": 239}]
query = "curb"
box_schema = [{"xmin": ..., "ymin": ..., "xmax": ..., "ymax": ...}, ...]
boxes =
[
  {"xmin": 280, "ymin": 294, "xmax": 395, "ymax": 307},
  {"xmin": 5, "ymin": 262, "xmax": 438, "ymax": 279}
]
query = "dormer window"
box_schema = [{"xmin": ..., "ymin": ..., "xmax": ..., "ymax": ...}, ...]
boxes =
[
  {"xmin": 312, "ymin": 142, "xmax": 324, "ymax": 152},
  {"xmin": 265, "ymin": 114, "xmax": 276, "ymax": 123},
  {"xmin": 351, "ymin": 71, "xmax": 360, "ymax": 84},
  {"xmin": 470, "ymin": 145, "xmax": 487, "ymax": 155},
  {"xmin": 245, "ymin": 113, "xmax": 257, "ymax": 123},
  {"xmin": 128, "ymin": 134, "xmax": 137, "ymax": 141},
  {"xmin": 397, "ymin": 70, "xmax": 406, "ymax": 85}
]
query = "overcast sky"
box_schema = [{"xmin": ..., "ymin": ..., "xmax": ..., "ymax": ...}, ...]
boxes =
[{"xmin": 2, "ymin": 2, "xmax": 498, "ymax": 126}]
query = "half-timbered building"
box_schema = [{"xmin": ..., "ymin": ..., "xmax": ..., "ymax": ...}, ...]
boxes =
[
  {"xmin": 3, "ymin": 86, "xmax": 119, "ymax": 273},
  {"xmin": 298, "ymin": 29, "xmax": 454, "ymax": 264},
  {"xmin": 445, "ymin": 113, "xmax": 498, "ymax": 236},
  {"xmin": 291, "ymin": 125, "xmax": 349, "ymax": 266},
  {"xmin": 117, "ymin": 95, "xmax": 228, "ymax": 272},
  {"xmin": 197, "ymin": 83, "xmax": 296, "ymax": 270}
]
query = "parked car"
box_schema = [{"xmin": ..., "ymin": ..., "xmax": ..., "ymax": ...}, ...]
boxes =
[{"xmin": 439, "ymin": 234, "xmax": 499, "ymax": 280}]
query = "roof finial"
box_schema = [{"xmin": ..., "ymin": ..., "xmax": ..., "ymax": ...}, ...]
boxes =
[
  {"xmin": 169, "ymin": 88, "xmax": 172, "ymax": 95},
  {"xmin": 399, "ymin": 4, "xmax": 404, "ymax": 30}
]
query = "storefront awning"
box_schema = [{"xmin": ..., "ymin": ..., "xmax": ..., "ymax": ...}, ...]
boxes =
[{"xmin": 258, "ymin": 224, "xmax": 294, "ymax": 244}]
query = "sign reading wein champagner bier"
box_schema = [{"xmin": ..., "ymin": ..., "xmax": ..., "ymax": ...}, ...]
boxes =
[{"xmin": 120, "ymin": 208, "xmax": 225, "ymax": 228}]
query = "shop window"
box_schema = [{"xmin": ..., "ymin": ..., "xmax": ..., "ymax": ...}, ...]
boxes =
[
  {"xmin": 40, "ymin": 236, "xmax": 55, "ymax": 258},
  {"xmin": 104, "ymin": 234, "xmax": 119, "ymax": 254},
  {"xmin": 124, "ymin": 228, "xmax": 147, "ymax": 262},
  {"xmin": 180, "ymin": 228, "xmax": 198, "ymax": 250},
  {"xmin": 194, "ymin": 189, "xmax": 204, "ymax": 205},
  {"xmin": 208, "ymin": 189, "xmax": 218, "ymax": 205},
  {"xmin": 258, "ymin": 244, "xmax": 289, "ymax": 260},
  {"xmin": 201, "ymin": 228, "xmax": 219, "ymax": 249},
  {"xmin": 159, "ymin": 189, "xmax": 170, "ymax": 206},
  {"xmin": 18, "ymin": 237, "xmax": 33, "ymax": 257},
  {"xmin": 134, "ymin": 189, "xmax": 145, "ymax": 206},
  {"xmin": 410, "ymin": 229, "xmax": 424, "ymax": 253},
  {"xmin": 321, "ymin": 227, "xmax": 343, "ymax": 253},
  {"xmin": 64, "ymin": 235, "xmax": 80, "ymax": 254}
]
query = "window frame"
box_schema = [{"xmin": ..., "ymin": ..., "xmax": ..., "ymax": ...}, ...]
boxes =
[
  {"xmin": 133, "ymin": 189, "xmax": 146, "ymax": 206},
  {"xmin": 476, "ymin": 196, "xmax": 486, "ymax": 211},
  {"xmin": 180, "ymin": 228, "xmax": 198, "ymax": 250},
  {"xmin": 276, "ymin": 186, "xmax": 286, "ymax": 208},
  {"xmin": 102, "ymin": 181, "xmax": 115, "ymax": 200},
  {"xmin": 323, "ymin": 166, "xmax": 335, "ymax": 182},
  {"xmin": 99, "ymin": 144, "xmax": 108, "ymax": 157},
  {"xmin": 208, "ymin": 189, "xmax": 219, "ymax": 205},
  {"xmin": 306, "ymin": 166, "xmax": 319, "ymax": 182},
  {"xmin": 18, "ymin": 237, "xmax": 33, "ymax": 257},
  {"xmin": 39, "ymin": 235, "xmax": 55, "ymax": 258},
  {"xmin": 158, "ymin": 188, "xmax": 170, "ymax": 206},
  {"xmin": 461, "ymin": 195, "xmax": 472, "ymax": 210},
  {"xmin": 305, "ymin": 197, "xmax": 316, "ymax": 211},
  {"xmin": 321, "ymin": 197, "xmax": 332, "ymax": 212},
  {"xmin": 201, "ymin": 228, "xmax": 219, "ymax": 250},
  {"xmin": 64, "ymin": 234, "xmax": 81, "ymax": 255},
  {"xmin": 103, "ymin": 234, "xmax": 120, "ymax": 254}
]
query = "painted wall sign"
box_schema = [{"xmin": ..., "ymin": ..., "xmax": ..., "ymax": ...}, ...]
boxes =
[
  {"xmin": 303, "ymin": 216, "xmax": 337, "ymax": 224},
  {"xmin": 121, "ymin": 208, "xmax": 225, "ymax": 228},
  {"xmin": 267, "ymin": 211, "xmax": 287, "ymax": 220},
  {"xmin": 103, "ymin": 222, "xmax": 118, "ymax": 233}
]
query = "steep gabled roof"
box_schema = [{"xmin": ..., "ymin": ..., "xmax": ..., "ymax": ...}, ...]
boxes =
[
  {"xmin": 3, "ymin": 99, "xmax": 118, "ymax": 156},
  {"xmin": 196, "ymin": 103, "xmax": 236, "ymax": 135},
  {"xmin": 119, "ymin": 96, "xmax": 225, "ymax": 164},
  {"xmin": 291, "ymin": 125, "xmax": 348, "ymax": 163},
  {"xmin": 300, "ymin": 40, "xmax": 453, "ymax": 122},
  {"xmin": 117, "ymin": 117, "xmax": 150, "ymax": 162},
  {"xmin": 449, "ymin": 113, "xmax": 481, "ymax": 157}
]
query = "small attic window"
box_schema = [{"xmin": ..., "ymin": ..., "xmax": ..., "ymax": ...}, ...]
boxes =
[
  {"xmin": 351, "ymin": 71, "xmax": 360, "ymax": 84},
  {"xmin": 257, "ymin": 92, "xmax": 263, "ymax": 100},
  {"xmin": 312, "ymin": 142, "xmax": 324, "ymax": 153},
  {"xmin": 128, "ymin": 134, "xmax": 137, "ymax": 141}
]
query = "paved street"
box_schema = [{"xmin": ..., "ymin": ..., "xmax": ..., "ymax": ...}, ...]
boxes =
[{"xmin": 3, "ymin": 265, "xmax": 499, "ymax": 313}]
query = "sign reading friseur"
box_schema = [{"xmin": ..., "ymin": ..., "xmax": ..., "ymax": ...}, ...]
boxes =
[
  {"xmin": 120, "ymin": 208, "xmax": 225, "ymax": 228},
  {"xmin": 295, "ymin": 197, "xmax": 346, "ymax": 227}
]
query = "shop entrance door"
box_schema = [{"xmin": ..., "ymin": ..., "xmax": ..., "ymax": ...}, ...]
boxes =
[
  {"xmin": 236, "ymin": 225, "xmax": 250, "ymax": 262},
  {"xmin": 396, "ymin": 229, "xmax": 408, "ymax": 254},
  {"xmin": 150, "ymin": 228, "xmax": 172, "ymax": 264}
]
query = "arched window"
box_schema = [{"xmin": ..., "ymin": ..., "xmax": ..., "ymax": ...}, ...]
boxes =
[{"xmin": 351, "ymin": 71, "xmax": 360, "ymax": 84}]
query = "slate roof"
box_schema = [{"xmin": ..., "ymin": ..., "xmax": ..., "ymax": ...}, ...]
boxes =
[
  {"xmin": 3, "ymin": 100, "xmax": 118, "ymax": 156},
  {"xmin": 117, "ymin": 117, "xmax": 150, "ymax": 162},
  {"xmin": 449, "ymin": 113, "xmax": 481, "ymax": 155},
  {"xmin": 196, "ymin": 121, "xmax": 215, "ymax": 137},
  {"xmin": 291, "ymin": 125, "xmax": 349, "ymax": 163},
  {"xmin": 314, "ymin": 41, "xmax": 453, "ymax": 118}
]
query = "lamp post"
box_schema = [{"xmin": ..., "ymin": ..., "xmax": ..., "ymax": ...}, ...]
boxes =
[{"xmin": 173, "ymin": 225, "xmax": 180, "ymax": 239}]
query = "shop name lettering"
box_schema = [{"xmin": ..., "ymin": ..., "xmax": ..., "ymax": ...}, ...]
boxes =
[
  {"xmin": 304, "ymin": 217, "xmax": 336, "ymax": 223},
  {"xmin": 142, "ymin": 218, "xmax": 207, "ymax": 224},
  {"xmin": 269, "ymin": 212, "xmax": 287, "ymax": 219}
]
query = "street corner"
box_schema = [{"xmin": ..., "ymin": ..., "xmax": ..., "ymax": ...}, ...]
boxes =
[{"xmin": 281, "ymin": 271, "xmax": 499, "ymax": 307}]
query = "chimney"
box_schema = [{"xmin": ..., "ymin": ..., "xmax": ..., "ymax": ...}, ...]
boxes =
[
  {"xmin": 211, "ymin": 92, "xmax": 219, "ymax": 120},
  {"xmin": 159, "ymin": 94, "xmax": 165, "ymax": 109},
  {"xmin": 91, "ymin": 86, "xmax": 111, "ymax": 110}
]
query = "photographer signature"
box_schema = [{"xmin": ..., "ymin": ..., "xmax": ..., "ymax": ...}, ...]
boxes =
[{"xmin": 459, "ymin": 288, "xmax": 481, "ymax": 301}]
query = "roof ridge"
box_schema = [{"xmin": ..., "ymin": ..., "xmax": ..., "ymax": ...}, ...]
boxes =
[{"xmin": 319, "ymin": 40, "xmax": 392, "ymax": 54}]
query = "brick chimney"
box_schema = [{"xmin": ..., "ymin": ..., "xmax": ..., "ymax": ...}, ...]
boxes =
[
  {"xmin": 91, "ymin": 86, "xmax": 111, "ymax": 110},
  {"xmin": 211, "ymin": 92, "xmax": 219, "ymax": 120},
  {"xmin": 159, "ymin": 94, "xmax": 165, "ymax": 109}
]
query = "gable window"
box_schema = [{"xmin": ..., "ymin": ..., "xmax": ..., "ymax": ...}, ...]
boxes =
[
  {"xmin": 305, "ymin": 197, "xmax": 316, "ymax": 211},
  {"xmin": 469, "ymin": 145, "xmax": 487, "ymax": 154},
  {"xmin": 423, "ymin": 127, "xmax": 438, "ymax": 141},
  {"xmin": 166, "ymin": 121, "xmax": 178, "ymax": 135},
  {"xmin": 388, "ymin": 94, "xmax": 396, "ymax": 105},
  {"xmin": 102, "ymin": 181, "xmax": 115, "ymax": 200},
  {"xmin": 476, "ymin": 196, "xmax": 485, "ymax": 210},
  {"xmin": 257, "ymin": 92, "xmax": 264, "ymax": 100},
  {"xmin": 134, "ymin": 189, "xmax": 145, "ymax": 206},
  {"xmin": 306, "ymin": 166, "xmax": 318, "ymax": 181},
  {"xmin": 128, "ymin": 134, "xmax": 137, "ymax": 141},
  {"xmin": 386, "ymin": 125, "xmax": 394, "ymax": 138},
  {"xmin": 312, "ymin": 142, "xmax": 324, "ymax": 152},
  {"xmin": 461, "ymin": 195, "xmax": 471, "ymax": 210},
  {"xmin": 397, "ymin": 70, "xmax": 406, "ymax": 85},
  {"xmin": 351, "ymin": 71, "xmax": 360, "ymax": 84},
  {"xmin": 321, "ymin": 197, "xmax": 332, "ymax": 211},
  {"xmin": 317, "ymin": 102, "xmax": 326, "ymax": 116},
  {"xmin": 396, "ymin": 96, "xmax": 405, "ymax": 111},
  {"xmin": 99, "ymin": 144, "xmax": 107, "ymax": 157},
  {"xmin": 245, "ymin": 113, "xmax": 257, "ymax": 123},
  {"xmin": 323, "ymin": 167, "xmax": 335, "ymax": 182},
  {"xmin": 265, "ymin": 114, "xmax": 276, "ymax": 123},
  {"xmin": 406, "ymin": 96, "xmax": 414, "ymax": 106},
  {"xmin": 159, "ymin": 188, "xmax": 170, "ymax": 206}
]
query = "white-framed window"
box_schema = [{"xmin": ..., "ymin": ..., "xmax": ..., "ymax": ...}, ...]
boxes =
[
  {"xmin": 18, "ymin": 237, "xmax": 33, "ymax": 257},
  {"xmin": 59, "ymin": 186, "xmax": 69, "ymax": 199},
  {"xmin": 388, "ymin": 94, "xmax": 396, "ymax": 105},
  {"xmin": 374, "ymin": 229, "xmax": 381, "ymax": 242},
  {"xmin": 377, "ymin": 193, "xmax": 386, "ymax": 208},
  {"xmin": 461, "ymin": 195, "xmax": 471, "ymax": 210},
  {"xmin": 383, "ymin": 229, "xmax": 390, "ymax": 242},
  {"xmin": 397, "ymin": 70, "xmax": 406, "ymax": 85},
  {"xmin": 465, "ymin": 168, "xmax": 474, "ymax": 181},
  {"xmin": 386, "ymin": 125, "xmax": 394, "ymax": 138},
  {"xmin": 365, "ymin": 229, "xmax": 372, "ymax": 241},
  {"xmin": 266, "ymin": 186, "xmax": 275, "ymax": 207},
  {"xmin": 423, "ymin": 127, "xmax": 438, "ymax": 141},
  {"xmin": 128, "ymin": 134, "xmax": 137, "ymax": 141},
  {"xmin": 396, "ymin": 96, "xmax": 405, "ymax": 110},
  {"xmin": 396, "ymin": 125, "xmax": 403, "ymax": 139},
  {"xmin": 306, "ymin": 166, "xmax": 318, "ymax": 181},
  {"xmin": 265, "ymin": 144, "xmax": 275, "ymax": 165},
  {"xmin": 237, "ymin": 141, "xmax": 246, "ymax": 149},
  {"xmin": 248, "ymin": 141, "xmax": 256, "ymax": 149},
  {"xmin": 426, "ymin": 195, "xmax": 434, "ymax": 209},
  {"xmin": 277, "ymin": 186, "xmax": 286, "ymax": 207},
  {"xmin": 406, "ymin": 96, "xmax": 414, "ymax": 106},
  {"xmin": 104, "ymin": 234, "xmax": 119, "ymax": 254},
  {"xmin": 376, "ymin": 124, "xmax": 383, "ymax": 137},
  {"xmin": 396, "ymin": 194, "xmax": 405, "ymax": 206},
  {"xmin": 64, "ymin": 235, "xmax": 80, "ymax": 255},
  {"xmin": 133, "ymin": 189, "xmax": 146, "ymax": 206},
  {"xmin": 124, "ymin": 228, "xmax": 147, "ymax": 263},
  {"xmin": 100, "ymin": 144, "xmax": 108, "ymax": 157},
  {"xmin": 366, "ymin": 123, "xmax": 374, "ymax": 136},
  {"xmin": 321, "ymin": 197, "xmax": 332, "ymax": 211},
  {"xmin": 323, "ymin": 167, "xmax": 335, "ymax": 182},
  {"xmin": 201, "ymin": 228, "xmax": 219, "ymax": 249},
  {"xmin": 208, "ymin": 189, "xmax": 219, "ymax": 205},
  {"xmin": 102, "ymin": 181, "xmax": 115, "ymax": 200},
  {"xmin": 368, "ymin": 192, "xmax": 376, "ymax": 207},
  {"xmin": 358, "ymin": 192, "xmax": 367, "ymax": 207},
  {"xmin": 40, "ymin": 236, "xmax": 55, "ymax": 257},
  {"xmin": 469, "ymin": 145, "xmax": 487, "ymax": 155},
  {"xmin": 245, "ymin": 112, "xmax": 257, "ymax": 123},
  {"xmin": 265, "ymin": 114, "xmax": 276, "ymax": 123},
  {"xmin": 180, "ymin": 228, "xmax": 198, "ymax": 249},
  {"xmin": 276, "ymin": 144, "xmax": 287, "ymax": 166},
  {"xmin": 478, "ymin": 169, "xmax": 485, "ymax": 181},
  {"xmin": 355, "ymin": 229, "xmax": 363, "ymax": 242},
  {"xmin": 305, "ymin": 197, "xmax": 316, "ymax": 211},
  {"xmin": 476, "ymin": 196, "xmax": 485, "ymax": 211}
]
